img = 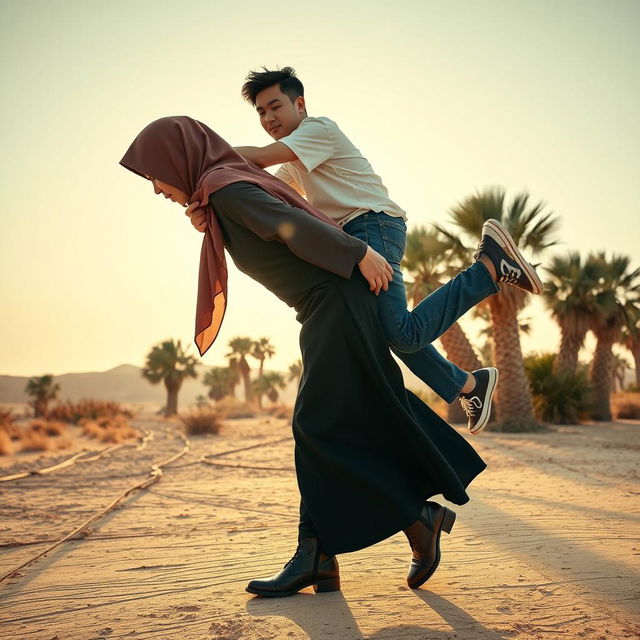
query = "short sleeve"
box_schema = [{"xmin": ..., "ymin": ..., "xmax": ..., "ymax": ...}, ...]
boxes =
[{"xmin": 277, "ymin": 118, "xmax": 334, "ymax": 173}]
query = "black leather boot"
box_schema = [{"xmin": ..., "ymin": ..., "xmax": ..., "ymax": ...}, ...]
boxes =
[
  {"xmin": 403, "ymin": 501, "xmax": 456, "ymax": 589},
  {"xmin": 245, "ymin": 537, "xmax": 340, "ymax": 597}
]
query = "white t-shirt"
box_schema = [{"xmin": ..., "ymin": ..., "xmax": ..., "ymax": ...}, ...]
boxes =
[{"xmin": 275, "ymin": 116, "xmax": 407, "ymax": 227}]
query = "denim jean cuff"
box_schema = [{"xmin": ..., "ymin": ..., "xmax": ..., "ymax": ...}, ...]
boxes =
[{"xmin": 473, "ymin": 259, "xmax": 500, "ymax": 295}]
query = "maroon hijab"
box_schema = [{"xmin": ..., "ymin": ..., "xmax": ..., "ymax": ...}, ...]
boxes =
[{"xmin": 120, "ymin": 116, "xmax": 340, "ymax": 356}]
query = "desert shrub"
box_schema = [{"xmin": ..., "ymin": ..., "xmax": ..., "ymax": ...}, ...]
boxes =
[
  {"xmin": 524, "ymin": 352, "xmax": 592, "ymax": 424},
  {"xmin": 54, "ymin": 436, "xmax": 74, "ymax": 450},
  {"xmin": 29, "ymin": 419, "xmax": 67, "ymax": 436},
  {"xmin": 0, "ymin": 408, "xmax": 13, "ymax": 429},
  {"xmin": 0, "ymin": 430, "xmax": 13, "ymax": 455},
  {"xmin": 179, "ymin": 409, "xmax": 225, "ymax": 435},
  {"xmin": 214, "ymin": 396, "xmax": 259, "ymax": 419},
  {"xmin": 81, "ymin": 420, "xmax": 104, "ymax": 439},
  {"xmin": 47, "ymin": 399, "xmax": 133, "ymax": 424},
  {"xmin": 267, "ymin": 404, "xmax": 294, "ymax": 420},
  {"xmin": 0, "ymin": 410, "xmax": 21, "ymax": 442},
  {"xmin": 80, "ymin": 415, "xmax": 137, "ymax": 442},
  {"xmin": 20, "ymin": 430, "xmax": 51, "ymax": 452},
  {"xmin": 99, "ymin": 425, "xmax": 137, "ymax": 443},
  {"xmin": 612, "ymin": 392, "xmax": 640, "ymax": 419}
]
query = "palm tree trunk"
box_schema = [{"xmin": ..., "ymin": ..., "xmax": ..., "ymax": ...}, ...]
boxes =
[
  {"xmin": 590, "ymin": 332, "xmax": 615, "ymax": 421},
  {"xmin": 240, "ymin": 358, "xmax": 254, "ymax": 403},
  {"xmin": 555, "ymin": 325, "xmax": 588, "ymax": 374},
  {"xmin": 34, "ymin": 399, "xmax": 47, "ymax": 418},
  {"xmin": 164, "ymin": 380, "xmax": 180, "ymax": 416},
  {"xmin": 439, "ymin": 322, "xmax": 484, "ymax": 424},
  {"xmin": 628, "ymin": 341, "xmax": 640, "ymax": 390},
  {"xmin": 488, "ymin": 296, "xmax": 537, "ymax": 428}
]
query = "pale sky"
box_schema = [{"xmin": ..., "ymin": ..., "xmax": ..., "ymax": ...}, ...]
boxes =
[{"xmin": 1, "ymin": 0, "xmax": 638, "ymax": 377}]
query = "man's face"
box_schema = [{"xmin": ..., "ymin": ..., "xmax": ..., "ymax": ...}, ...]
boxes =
[{"xmin": 255, "ymin": 84, "xmax": 306, "ymax": 140}]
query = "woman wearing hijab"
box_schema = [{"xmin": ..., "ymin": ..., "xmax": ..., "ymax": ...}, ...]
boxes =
[{"xmin": 120, "ymin": 116, "xmax": 490, "ymax": 597}]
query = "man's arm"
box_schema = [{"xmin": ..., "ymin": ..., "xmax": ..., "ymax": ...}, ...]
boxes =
[{"xmin": 234, "ymin": 142, "xmax": 298, "ymax": 169}]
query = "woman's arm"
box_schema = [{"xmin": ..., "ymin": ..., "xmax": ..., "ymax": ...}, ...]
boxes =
[{"xmin": 210, "ymin": 182, "xmax": 390, "ymax": 290}]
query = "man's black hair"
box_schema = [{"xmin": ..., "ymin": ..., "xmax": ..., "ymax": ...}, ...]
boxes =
[{"xmin": 241, "ymin": 67, "xmax": 304, "ymax": 106}]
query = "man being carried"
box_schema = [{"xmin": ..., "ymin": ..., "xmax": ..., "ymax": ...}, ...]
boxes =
[{"xmin": 188, "ymin": 67, "xmax": 543, "ymax": 433}]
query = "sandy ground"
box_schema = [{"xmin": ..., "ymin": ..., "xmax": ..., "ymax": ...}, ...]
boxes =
[{"xmin": 0, "ymin": 415, "xmax": 638, "ymax": 640}]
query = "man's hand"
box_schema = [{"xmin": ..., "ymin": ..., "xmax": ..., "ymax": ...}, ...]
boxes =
[
  {"xmin": 358, "ymin": 246, "xmax": 394, "ymax": 295},
  {"xmin": 185, "ymin": 200, "xmax": 207, "ymax": 233}
]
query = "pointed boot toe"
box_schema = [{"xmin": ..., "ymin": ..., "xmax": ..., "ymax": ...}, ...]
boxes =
[{"xmin": 245, "ymin": 537, "xmax": 340, "ymax": 598}]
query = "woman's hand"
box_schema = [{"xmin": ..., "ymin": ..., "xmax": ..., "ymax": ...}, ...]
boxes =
[
  {"xmin": 185, "ymin": 201, "xmax": 207, "ymax": 232},
  {"xmin": 358, "ymin": 246, "xmax": 394, "ymax": 295}
]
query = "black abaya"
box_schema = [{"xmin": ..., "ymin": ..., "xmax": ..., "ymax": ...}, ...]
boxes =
[{"xmin": 210, "ymin": 182, "xmax": 487, "ymax": 556}]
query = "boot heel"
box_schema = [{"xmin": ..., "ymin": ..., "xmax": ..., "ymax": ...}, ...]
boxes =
[
  {"xmin": 441, "ymin": 507, "xmax": 456, "ymax": 534},
  {"xmin": 313, "ymin": 576, "xmax": 340, "ymax": 593}
]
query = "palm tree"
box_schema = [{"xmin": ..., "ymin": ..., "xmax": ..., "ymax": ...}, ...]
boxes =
[
  {"xmin": 194, "ymin": 395, "xmax": 210, "ymax": 409},
  {"xmin": 403, "ymin": 226, "xmax": 484, "ymax": 423},
  {"xmin": 440, "ymin": 187, "xmax": 559, "ymax": 429},
  {"xmin": 587, "ymin": 252, "xmax": 640, "ymax": 420},
  {"xmin": 203, "ymin": 366, "xmax": 237, "ymax": 401},
  {"xmin": 288, "ymin": 359, "xmax": 303, "ymax": 385},
  {"xmin": 610, "ymin": 353, "xmax": 629, "ymax": 392},
  {"xmin": 621, "ymin": 303, "xmax": 640, "ymax": 390},
  {"xmin": 251, "ymin": 337, "xmax": 276, "ymax": 377},
  {"xmin": 142, "ymin": 339, "xmax": 198, "ymax": 416},
  {"xmin": 253, "ymin": 372, "xmax": 286, "ymax": 408},
  {"xmin": 471, "ymin": 305, "xmax": 533, "ymax": 367},
  {"xmin": 226, "ymin": 337, "xmax": 255, "ymax": 403},
  {"xmin": 543, "ymin": 252, "xmax": 600, "ymax": 375},
  {"xmin": 25, "ymin": 374, "xmax": 60, "ymax": 417}
]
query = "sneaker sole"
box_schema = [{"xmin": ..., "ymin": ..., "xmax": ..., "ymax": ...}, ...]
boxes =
[
  {"xmin": 483, "ymin": 219, "xmax": 544, "ymax": 294},
  {"xmin": 469, "ymin": 367, "xmax": 499, "ymax": 434}
]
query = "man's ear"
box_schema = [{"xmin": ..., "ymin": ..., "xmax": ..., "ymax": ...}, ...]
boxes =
[{"xmin": 295, "ymin": 95, "xmax": 306, "ymax": 115}]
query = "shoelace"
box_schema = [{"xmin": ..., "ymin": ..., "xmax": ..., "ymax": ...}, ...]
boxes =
[
  {"xmin": 283, "ymin": 542, "xmax": 304, "ymax": 568},
  {"xmin": 460, "ymin": 395, "xmax": 482, "ymax": 417},
  {"xmin": 472, "ymin": 240, "xmax": 486, "ymax": 262},
  {"xmin": 405, "ymin": 511, "xmax": 434, "ymax": 552}
]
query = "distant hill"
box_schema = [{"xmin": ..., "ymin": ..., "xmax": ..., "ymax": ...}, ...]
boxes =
[{"xmin": 0, "ymin": 360, "xmax": 426, "ymax": 408}]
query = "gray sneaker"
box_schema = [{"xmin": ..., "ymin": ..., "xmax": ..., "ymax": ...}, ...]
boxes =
[{"xmin": 459, "ymin": 367, "xmax": 499, "ymax": 434}]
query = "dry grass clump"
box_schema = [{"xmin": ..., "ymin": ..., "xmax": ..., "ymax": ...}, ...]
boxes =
[
  {"xmin": 0, "ymin": 418, "xmax": 76, "ymax": 456},
  {"xmin": 267, "ymin": 404, "xmax": 294, "ymax": 420},
  {"xmin": 179, "ymin": 409, "xmax": 225, "ymax": 435},
  {"xmin": 47, "ymin": 399, "xmax": 133, "ymax": 424},
  {"xmin": 30, "ymin": 419, "xmax": 68, "ymax": 436},
  {"xmin": 0, "ymin": 430, "xmax": 13, "ymax": 455},
  {"xmin": 0, "ymin": 410, "xmax": 22, "ymax": 446},
  {"xmin": 612, "ymin": 392, "xmax": 640, "ymax": 419},
  {"xmin": 19, "ymin": 429, "xmax": 52, "ymax": 452},
  {"xmin": 80, "ymin": 415, "xmax": 137, "ymax": 443},
  {"xmin": 214, "ymin": 397, "xmax": 259, "ymax": 419},
  {"xmin": 0, "ymin": 408, "xmax": 13, "ymax": 429}
]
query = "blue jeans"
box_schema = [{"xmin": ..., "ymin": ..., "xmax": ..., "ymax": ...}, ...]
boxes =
[{"xmin": 342, "ymin": 211, "xmax": 499, "ymax": 403}]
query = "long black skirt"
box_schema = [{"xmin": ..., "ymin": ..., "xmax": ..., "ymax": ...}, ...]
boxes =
[
  {"xmin": 292, "ymin": 275, "xmax": 486, "ymax": 556},
  {"xmin": 210, "ymin": 183, "xmax": 487, "ymax": 557}
]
